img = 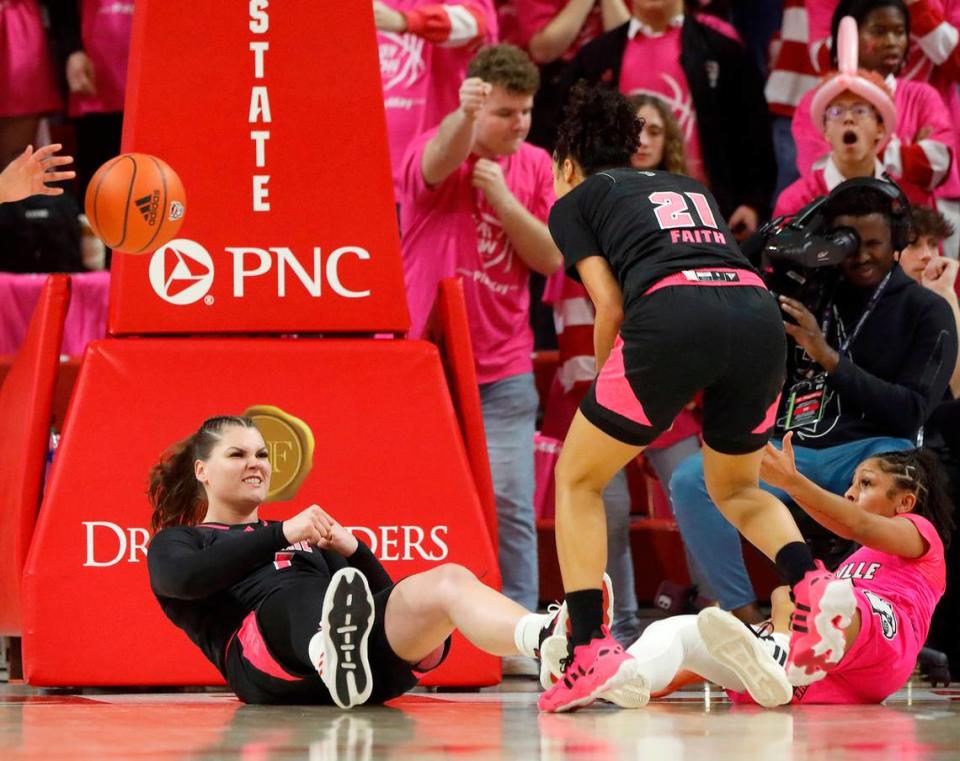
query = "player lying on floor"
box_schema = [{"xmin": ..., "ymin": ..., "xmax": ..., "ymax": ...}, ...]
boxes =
[
  {"xmin": 146, "ymin": 415, "xmax": 566, "ymax": 708},
  {"xmin": 540, "ymin": 437, "xmax": 952, "ymax": 706}
]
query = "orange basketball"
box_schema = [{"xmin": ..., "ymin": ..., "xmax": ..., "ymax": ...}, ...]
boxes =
[{"xmin": 84, "ymin": 153, "xmax": 187, "ymax": 254}]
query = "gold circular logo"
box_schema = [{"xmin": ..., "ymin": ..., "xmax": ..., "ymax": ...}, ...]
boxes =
[{"xmin": 243, "ymin": 405, "xmax": 315, "ymax": 502}]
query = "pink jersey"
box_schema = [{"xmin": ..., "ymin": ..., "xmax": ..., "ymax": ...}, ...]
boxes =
[
  {"xmin": 514, "ymin": 0, "xmax": 603, "ymax": 61},
  {"xmin": 69, "ymin": 0, "xmax": 134, "ymax": 117},
  {"xmin": 378, "ymin": 0, "xmax": 497, "ymax": 197},
  {"xmin": 0, "ymin": 0, "xmax": 61, "ymax": 117},
  {"xmin": 800, "ymin": 513, "xmax": 946, "ymax": 704},
  {"xmin": 399, "ymin": 131, "xmax": 555, "ymax": 383},
  {"xmin": 793, "ymin": 77, "xmax": 960, "ymax": 197}
]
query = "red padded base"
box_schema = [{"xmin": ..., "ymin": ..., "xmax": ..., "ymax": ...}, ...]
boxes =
[{"xmin": 22, "ymin": 338, "xmax": 500, "ymax": 687}]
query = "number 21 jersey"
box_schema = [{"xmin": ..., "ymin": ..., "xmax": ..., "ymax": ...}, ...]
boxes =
[{"xmin": 548, "ymin": 168, "xmax": 755, "ymax": 313}]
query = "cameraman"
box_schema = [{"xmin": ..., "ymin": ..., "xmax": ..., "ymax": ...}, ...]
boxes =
[{"xmin": 669, "ymin": 182, "xmax": 958, "ymax": 623}]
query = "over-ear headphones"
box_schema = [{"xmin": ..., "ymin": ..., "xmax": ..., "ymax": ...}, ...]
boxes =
[{"xmin": 826, "ymin": 176, "xmax": 914, "ymax": 252}]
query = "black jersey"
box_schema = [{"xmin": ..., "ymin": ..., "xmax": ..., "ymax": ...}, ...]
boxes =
[
  {"xmin": 147, "ymin": 521, "xmax": 391, "ymax": 675},
  {"xmin": 548, "ymin": 168, "xmax": 756, "ymax": 312}
]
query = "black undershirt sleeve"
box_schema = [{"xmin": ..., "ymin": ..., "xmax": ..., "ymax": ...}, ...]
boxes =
[
  {"xmin": 345, "ymin": 541, "xmax": 393, "ymax": 593},
  {"xmin": 148, "ymin": 523, "xmax": 289, "ymax": 600},
  {"xmin": 548, "ymin": 188, "xmax": 604, "ymax": 282}
]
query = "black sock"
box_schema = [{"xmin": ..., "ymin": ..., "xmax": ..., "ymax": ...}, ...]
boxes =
[
  {"xmin": 775, "ymin": 541, "xmax": 817, "ymax": 587},
  {"xmin": 565, "ymin": 589, "xmax": 604, "ymax": 650}
]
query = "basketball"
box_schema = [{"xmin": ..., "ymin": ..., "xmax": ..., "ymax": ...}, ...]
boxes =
[{"xmin": 84, "ymin": 153, "xmax": 186, "ymax": 254}]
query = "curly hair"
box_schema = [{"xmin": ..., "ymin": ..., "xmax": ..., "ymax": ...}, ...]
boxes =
[
  {"xmin": 554, "ymin": 82, "xmax": 642, "ymax": 176},
  {"xmin": 627, "ymin": 94, "xmax": 688, "ymax": 175},
  {"xmin": 467, "ymin": 44, "xmax": 539, "ymax": 94},
  {"xmin": 148, "ymin": 416, "xmax": 259, "ymax": 533},
  {"xmin": 872, "ymin": 449, "xmax": 955, "ymax": 547}
]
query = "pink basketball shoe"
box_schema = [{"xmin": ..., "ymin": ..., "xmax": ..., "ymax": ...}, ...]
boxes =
[
  {"xmin": 786, "ymin": 562, "xmax": 856, "ymax": 686},
  {"xmin": 537, "ymin": 626, "xmax": 641, "ymax": 713}
]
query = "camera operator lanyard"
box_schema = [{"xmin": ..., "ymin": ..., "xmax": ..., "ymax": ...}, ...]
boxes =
[{"xmin": 784, "ymin": 270, "xmax": 893, "ymax": 431}]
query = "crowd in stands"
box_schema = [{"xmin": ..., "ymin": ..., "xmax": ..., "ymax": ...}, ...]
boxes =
[{"xmin": 3, "ymin": 0, "xmax": 960, "ymax": 676}]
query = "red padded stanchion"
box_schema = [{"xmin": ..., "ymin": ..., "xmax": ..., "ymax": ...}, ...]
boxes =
[
  {"xmin": 0, "ymin": 275, "xmax": 70, "ymax": 635},
  {"xmin": 427, "ymin": 278, "xmax": 499, "ymax": 553},
  {"xmin": 22, "ymin": 339, "xmax": 500, "ymax": 686}
]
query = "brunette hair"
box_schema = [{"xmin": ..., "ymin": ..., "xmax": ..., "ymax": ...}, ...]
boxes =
[
  {"xmin": 148, "ymin": 416, "xmax": 259, "ymax": 533},
  {"xmin": 627, "ymin": 94, "xmax": 688, "ymax": 175},
  {"xmin": 467, "ymin": 44, "xmax": 540, "ymax": 94},
  {"xmin": 872, "ymin": 449, "xmax": 955, "ymax": 547},
  {"xmin": 554, "ymin": 82, "xmax": 642, "ymax": 175},
  {"xmin": 910, "ymin": 206, "xmax": 955, "ymax": 242}
]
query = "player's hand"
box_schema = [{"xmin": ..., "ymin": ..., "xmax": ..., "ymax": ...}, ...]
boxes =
[
  {"xmin": 760, "ymin": 432, "xmax": 800, "ymax": 490},
  {"xmin": 460, "ymin": 77, "xmax": 492, "ymax": 120},
  {"xmin": 779, "ymin": 295, "xmax": 839, "ymax": 372},
  {"xmin": 282, "ymin": 505, "xmax": 334, "ymax": 546},
  {"xmin": 311, "ymin": 507, "xmax": 360, "ymax": 556},
  {"xmin": 0, "ymin": 144, "xmax": 76, "ymax": 203},
  {"xmin": 472, "ymin": 158, "xmax": 514, "ymax": 213},
  {"xmin": 921, "ymin": 256, "xmax": 959, "ymax": 299},
  {"xmin": 373, "ymin": 1, "xmax": 407, "ymax": 32},
  {"xmin": 727, "ymin": 205, "xmax": 759, "ymax": 241},
  {"xmin": 66, "ymin": 50, "xmax": 97, "ymax": 95}
]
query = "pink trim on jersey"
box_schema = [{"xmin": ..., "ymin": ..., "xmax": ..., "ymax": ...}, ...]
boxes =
[
  {"xmin": 595, "ymin": 336, "xmax": 652, "ymax": 426},
  {"xmin": 643, "ymin": 268, "xmax": 766, "ymax": 296},
  {"xmin": 237, "ymin": 612, "xmax": 302, "ymax": 682},
  {"xmin": 752, "ymin": 392, "xmax": 782, "ymax": 434}
]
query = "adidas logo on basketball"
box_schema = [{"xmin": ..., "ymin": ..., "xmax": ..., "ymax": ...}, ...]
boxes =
[{"xmin": 135, "ymin": 191, "xmax": 161, "ymax": 226}]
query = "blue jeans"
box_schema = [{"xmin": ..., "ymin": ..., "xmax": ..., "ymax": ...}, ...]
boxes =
[
  {"xmin": 480, "ymin": 373, "xmax": 539, "ymax": 611},
  {"xmin": 668, "ymin": 436, "xmax": 912, "ymax": 610},
  {"xmin": 772, "ymin": 115, "xmax": 800, "ymax": 202}
]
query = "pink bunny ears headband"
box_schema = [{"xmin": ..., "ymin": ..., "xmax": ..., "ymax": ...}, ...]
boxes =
[{"xmin": 810, "ymin": 15, "xmax": 896, "ymax": 150}]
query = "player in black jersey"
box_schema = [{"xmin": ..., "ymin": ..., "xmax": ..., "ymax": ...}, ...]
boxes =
[
  {"xmin": 538, "ymin": 85, "xmax": 833, "ymax": 713},
  {"xmin": 147, "ymin": 415, "xmax": 563, "ymax": 707}
]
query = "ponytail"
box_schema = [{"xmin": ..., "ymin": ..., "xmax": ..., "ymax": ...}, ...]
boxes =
[{"xmin": 148, "ymin": 415, "xmax": 257, "ymax": 533}]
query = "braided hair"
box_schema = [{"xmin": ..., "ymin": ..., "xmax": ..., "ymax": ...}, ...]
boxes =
[
  {"xmin": 148, "ymin": 416, "xmax": 259, "ymax": 533},
  {"xmin": 553, "ymin": 82, "xmax": 642, "ymax": 176},
  {"xmin": 872, "ymin": 449, "xmax": 955, "ymax": 547}
]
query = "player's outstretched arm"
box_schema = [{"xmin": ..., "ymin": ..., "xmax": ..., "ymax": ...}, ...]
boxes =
[
  {"xmin": 760, "ymin": 433, "xmax": 926, "ymax": 558},
  {"xmin": 0, "ymin": 144, "xmax": 76, "ymax": 203}
]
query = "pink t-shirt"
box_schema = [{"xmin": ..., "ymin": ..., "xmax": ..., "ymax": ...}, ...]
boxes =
[
  {"xmin": 0, "ymin": 0, "xmax": 61, "ymax": 117},
  {"xmin": 399, "ymin": 131, "xmax": 555, "ymax": 383},
  {"xmin": 793, "ymin": 77, "xmax": 960, "ymax": 198},
  {"xmin": 379, "ymin": 0, "xmax": 497, "ymax": 197},
  {"xmin": 514, "ymin": 0, "xmax": 603, "ymax": 61},
  {"xmin": 69, "ymin": 0, "xmax": 133, "ymax": 117},
  {"xmin": 619, "ymin": 25, "xmax": 706, "ymax": 183}
]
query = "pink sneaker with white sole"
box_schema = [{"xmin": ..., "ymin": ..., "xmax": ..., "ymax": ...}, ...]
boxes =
[
  {"xmin": 537, "ymin": 626, "xmax": 641, "ymax": 713},
  {"xmin": 786, "ymin": 562, "xmax": 856, "ymax": 686}
]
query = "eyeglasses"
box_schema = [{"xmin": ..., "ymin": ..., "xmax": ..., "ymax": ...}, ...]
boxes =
[{"xmin": 824, "ymin": 103, "xmax": 879, "ymax": 121}]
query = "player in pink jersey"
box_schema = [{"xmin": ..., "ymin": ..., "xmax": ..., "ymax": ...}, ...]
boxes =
[
  {"xmin": 759, "ymin": 434, "xmax": 951, "ymax": 697},
  {"xmin": 539, "ymin": 439, "xmax": 952, "ymax": 706}
]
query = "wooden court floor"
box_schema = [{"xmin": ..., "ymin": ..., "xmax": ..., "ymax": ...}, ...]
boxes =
[{"xmin": 2, "ymin": 677, "xmax": 959, "ymax": 760}]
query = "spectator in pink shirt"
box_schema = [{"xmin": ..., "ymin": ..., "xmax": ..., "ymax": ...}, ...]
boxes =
[
  {"xmin": 790, "ymin": 1, "xmax": 960, "ymax": 253},
  {"xmin": 0, "ymin": 0, "xmax": 61, "ymax": 162},
  {"xmin": 47, "ymin": 1, "xmax": 133, "ymax": 197},
  {"xmin": 399, "ymin": 44, "xmax": 562, "ymax": 615},
  {"xmin": 375, "ymin": 0, "xmax": 498, "ymax": 201},
  {"xmin": 776, "ymin": 16, "xmax": 919, "ymax": 216}
]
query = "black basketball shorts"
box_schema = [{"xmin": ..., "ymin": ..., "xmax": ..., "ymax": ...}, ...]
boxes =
[{"xmin": 580, "ymin": 269, "xmax": 786, "ymax": 454}]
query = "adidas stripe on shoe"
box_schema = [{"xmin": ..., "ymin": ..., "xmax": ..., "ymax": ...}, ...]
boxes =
[{"xmin": 697, "ymin": 608, "xmax": 793, "ymax": 707}]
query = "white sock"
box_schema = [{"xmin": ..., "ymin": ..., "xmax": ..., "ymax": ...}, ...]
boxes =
[{"xmin": 514, "ymin": 613, "xmax": 551, "ymax": 658}]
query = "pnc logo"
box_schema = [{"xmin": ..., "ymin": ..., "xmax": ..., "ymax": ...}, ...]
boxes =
[{"xmin": 149, "ymin": 239, "xmax": 215, "ymax": 305}]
